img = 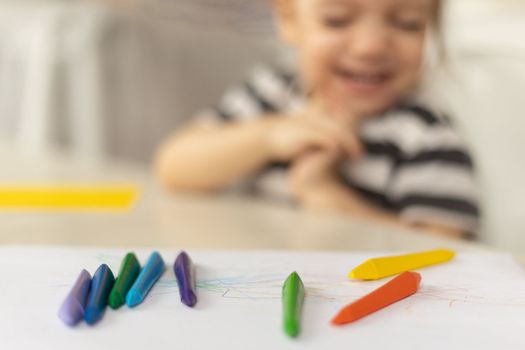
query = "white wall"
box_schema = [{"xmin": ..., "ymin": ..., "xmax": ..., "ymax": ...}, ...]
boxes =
[{"xmin": 438, "ymin": 0, "xmax": 525, "ymax": 252}]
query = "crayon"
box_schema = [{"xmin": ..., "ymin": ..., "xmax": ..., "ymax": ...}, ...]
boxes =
[
  {"xmin": 282, "ymin": 272, "xmax": 305, "ymax": 338},
  {"xmin": 58, "ymin": 269, "xmax": 91, "ymax": 326},
  {"xmin": 174, "ymin": 251, "xmax": 197, "ymax": 307},
  {"xmin": 84, "ymin": 265, "xmax": 115, "ymax": 325},
  {"xmin": 332, "ymin": 271, "xmax": 421, "ymax": 325},
  {"xmin": 108, "ymin": 253, "xmax": 141, "ymax": 309},
  {"xmin": 349, "ymin": 249, "xmax": 454, "ymax": 280},
  {"xmin": 126, "ymin": 252, "xmax": 165, "ymax": 307}
]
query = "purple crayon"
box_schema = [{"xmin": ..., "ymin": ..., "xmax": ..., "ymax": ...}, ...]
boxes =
[
  {"xmin": 174, "ymin": 251, "xmax": 197, "ymax": 307},
  {"xmin": 58, "ymin": 269, "xmax": 91, "ymax": 326}
]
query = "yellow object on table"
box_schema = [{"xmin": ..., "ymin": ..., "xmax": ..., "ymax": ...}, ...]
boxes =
[
  {"xmin": 0, "ymin": 185, "xmax": 139, "ymax": 211},
  {"xmin": 349, "ymin": 249, "xmax": 455, "ymax": 280}
]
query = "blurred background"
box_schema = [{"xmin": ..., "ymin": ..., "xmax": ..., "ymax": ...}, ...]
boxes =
[{"xmin": 0, "ymin": 0, "xmax": 524, "ymax": 252}]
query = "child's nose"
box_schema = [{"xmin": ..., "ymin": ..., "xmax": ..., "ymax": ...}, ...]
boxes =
[{"xmin": 347, "ymin": 22, "xmax": 390, "ymax": 62}]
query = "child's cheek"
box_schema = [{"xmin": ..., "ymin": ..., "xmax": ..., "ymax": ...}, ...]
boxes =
[
  {"xmin": 395, "ymin": 38, "xmax": 425, "ymax": 91},
  {"xmin": 299, "ymin": 34, "xmax": 343, "ymax": 91}
]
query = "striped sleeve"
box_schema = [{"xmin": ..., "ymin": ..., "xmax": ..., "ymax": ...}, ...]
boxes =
[
  {"xmin": 362, "ymin": 105, "xmax": 481, "ymax": 234},
  {"xmin": 196, "ymin": 63, "xmax": 300, "ymax": 124}
]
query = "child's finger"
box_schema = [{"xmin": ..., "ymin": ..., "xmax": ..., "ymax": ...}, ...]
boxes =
[
  {"xmin": 338, "ymin": 128, "xmax": 363, "ymax": 159},
  {"xmin": 301, "ymin": 128, "xmax": 340, "ymax": 154},
  {"xmin": 308, "ymin": 118, "xmax": 363, "ymax": 159}
]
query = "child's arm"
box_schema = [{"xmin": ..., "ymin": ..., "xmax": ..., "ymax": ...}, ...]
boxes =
[
  {"xmin": 303, "ymin": 181, "xmax": 464, "ymax": 238},
  {"xmin": 154, "ymin": 114, "xmax": 360, "ymax": 192},
  {"xmin": 155, "ymin": 119, "xmax": 273, "ymax": 192},
  {"xmin": 290, "ymin": 150, "xmax": 465, "ymax": 239}
]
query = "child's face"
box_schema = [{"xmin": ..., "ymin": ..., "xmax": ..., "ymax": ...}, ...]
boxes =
[{"xmin": 276, "ymin": 0, "xmax": 435, "ymax": 117}]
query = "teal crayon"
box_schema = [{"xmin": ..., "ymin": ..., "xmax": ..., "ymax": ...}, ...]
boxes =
[
  {"xmin": 126, "ymin": 251, "xmax": 165, "ymax": 308},
  {"xmin": 108, "ymin": 252, "xmax": 141, "ymax": 309}
]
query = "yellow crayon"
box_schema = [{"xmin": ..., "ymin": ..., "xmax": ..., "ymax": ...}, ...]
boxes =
[
  {"xmin": 349, "ymin": 249, "xmax": 455, "ymax": 280},
  {"xmin": 0, "ymin": 185, "xmax": 138, "ymax": 211}
]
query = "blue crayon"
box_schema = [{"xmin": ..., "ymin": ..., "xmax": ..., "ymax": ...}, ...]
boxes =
[
  {"xmin": 58, "ymin": 269, "xmax": 91, "ymax": 326},
  {"xmin": 174, "ymin": 251, "xmax": 197, "ymax": 307},
  {"xmin": 84, "ymin": 264, "xmax": 115, "ymax": 325},
  {"xmin": 126, "ymin": 251, "xmax": 165, "ymax": 307}
]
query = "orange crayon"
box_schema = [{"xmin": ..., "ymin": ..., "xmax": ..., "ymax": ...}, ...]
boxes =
[{"xmin": 331, "ymin": 271, "xmax": 421, "ymax": 325}]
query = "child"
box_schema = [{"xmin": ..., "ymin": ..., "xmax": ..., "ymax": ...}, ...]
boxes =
[{"xmin": 155, "ymin": 0, "xmax": 480, "ymax": 239}]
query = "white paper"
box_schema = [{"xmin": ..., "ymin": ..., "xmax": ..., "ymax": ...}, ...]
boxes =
[{"xmin": 1, "ymin": 246, "xmax": 525, "ymax": 349}]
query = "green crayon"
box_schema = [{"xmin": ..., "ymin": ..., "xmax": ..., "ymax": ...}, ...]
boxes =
[
  {"xmin": 282, "ymin": 271, "xmax": 305, "ymax": 338},
  {"xmin": 108, "ymin": 253, "xmax": 141, "ymax": 309}
]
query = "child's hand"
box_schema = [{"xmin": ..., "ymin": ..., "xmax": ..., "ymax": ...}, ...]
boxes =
[
  {"xmin": 289, "ymin": 149, "xmax": 339, "ymax": 196},
  {"xmin": 264, "ymin": 109, "xmax": 362, "ymax": 162},
  {"xmin": 289, "ymin": 149, "xmax": 372, "ymax": 215},
  {"xmin": 264, "ymin": 73, "xmax": 367, "ymax": 163},
  {"xmin": 288, "ymin": 149, "xmax": 356, "ymax": 212}
]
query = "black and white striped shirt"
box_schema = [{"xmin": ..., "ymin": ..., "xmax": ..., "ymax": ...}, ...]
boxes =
[{"xmin": 198, "ymin": 63, "xmax": 480, "ymax": 234}]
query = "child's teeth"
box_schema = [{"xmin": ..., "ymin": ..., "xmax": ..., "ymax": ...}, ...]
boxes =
[{"xmin": 353, "ymin": 74, "xmax": 381, "ymax": 83}]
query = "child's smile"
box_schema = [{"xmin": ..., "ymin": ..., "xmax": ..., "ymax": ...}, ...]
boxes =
[{"xmin": 331, "ymin": 64, "xmax": 394, "ymax": 97}]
